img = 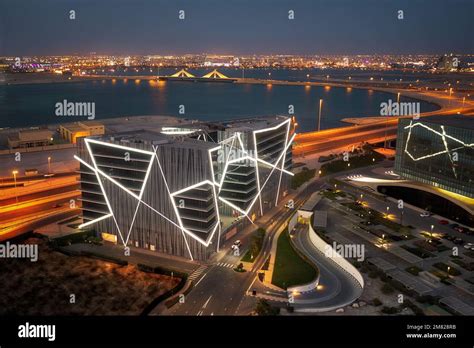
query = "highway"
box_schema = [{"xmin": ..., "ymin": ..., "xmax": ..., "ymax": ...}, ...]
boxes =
[
  {"xmin": 293, "ymin": 124, "xmax": 398, "ymax": 156},
  {"xmin": 0, "ymin": 173, "xmax": 81, "ymax": 241}
]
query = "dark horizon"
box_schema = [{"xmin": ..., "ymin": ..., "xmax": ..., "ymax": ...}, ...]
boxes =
[{"xmin": 1, "ymin": 0, "xmax": 473, "ymax": 56}]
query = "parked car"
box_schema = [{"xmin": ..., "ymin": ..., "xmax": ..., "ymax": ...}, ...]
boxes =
[
  {"xmin": 442, "ymin": 235, "xmax": 456, "ymax": 242},
  {"xmin": 438, "ymin": 219, "xmax": 449, "ymax": 225},
  {"xmin": 455, "ymin": 226, "xmax": 468, "ymax": 233},
  {"xmin": 464, "ymin": 243, "xmax": 474, "ymax": 250},
  {"xmin": 231, "ymin": 240, "xmax": 241, "ymax": 250},
  {"xmin": 454, "ymin": 238, "xmax": 464, "ymax": 245}
]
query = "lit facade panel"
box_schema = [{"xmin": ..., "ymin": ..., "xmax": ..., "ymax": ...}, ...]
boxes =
[
  {"xmin": 394, "ymin": 116, "xmax": 474, "ymax": 198},
  {"xmin": 76, "ymin": 116, "xmax": 294, "ymax": 260}
]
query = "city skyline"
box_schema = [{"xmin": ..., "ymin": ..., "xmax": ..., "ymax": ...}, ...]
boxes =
[
  {"xmin": 1, "ymin": 0, "xmax": 473, "ymax": 56},
  {"xmin": 0, "ymin": 0, "xmax": 473, "ymax": 343}
]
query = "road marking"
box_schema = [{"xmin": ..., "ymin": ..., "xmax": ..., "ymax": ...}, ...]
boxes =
[
  {"xmin": 196, "ymin": 310, "xmax": 203, "ymax": 316},
  {"xmin": 188, "ymin": 265, "xmax": 208, "ymax": 281},
  {"xmin": 203, "ymin": 295, "xmax": 213, "ymax": 309},
  {"xmin": 194, "ymin": 272, "xmax": 207, "ymax": 287},
  {"xmin": 246, "ymin": 275, "xmax": 258, "ymax": 294}
]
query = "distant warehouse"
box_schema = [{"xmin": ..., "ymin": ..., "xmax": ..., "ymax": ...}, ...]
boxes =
[{"xmin": 7, "ymin": 129, "xmax": 54, "ymax": 149}]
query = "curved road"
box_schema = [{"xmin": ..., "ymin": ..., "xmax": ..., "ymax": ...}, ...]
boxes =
[{"xmin": 291, "ymin": 224, "xmax": 363, "ymax": 311}]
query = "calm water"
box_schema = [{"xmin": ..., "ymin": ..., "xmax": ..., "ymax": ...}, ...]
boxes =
[{"xmin": 0, "ymin": 71, "xmax": 440, "ymax": 131}]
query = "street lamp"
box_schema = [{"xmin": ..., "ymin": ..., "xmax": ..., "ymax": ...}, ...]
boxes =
[
  {"xmin": 317, "ymin": 99, "xmax": 323, "ymax": 132},
  {"xmin": 12, "ymin": 170, "xmax": 19, "ymax": 203},
  {"xmin": 48, "ymin": 156, "xmax": 52, "ymax": 174},
  {"xmin": 430, "ymin": 224, "xmax": 434, "ymax": 238}
]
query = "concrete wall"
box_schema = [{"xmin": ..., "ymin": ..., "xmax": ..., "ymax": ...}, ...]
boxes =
[
  {"xmin": 308, "ymin": 224, "xmax": 364, "ymax": 288},
  {"xmin": 0, "ymin": 143, "xmax": 75, "ymax": 155},
  {"xmin": 287, "ymin": 273, "xmax": 320, "ymax": 294}
]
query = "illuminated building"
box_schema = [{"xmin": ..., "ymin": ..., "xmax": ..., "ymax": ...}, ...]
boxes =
[
  {"xmin": 75, "ymin": 116, "xmax": 294, "ymax": 260},
  {"xmin": 394, "ymin": 115, "xmax": 474, "ymax": 198},
  {"xmin": 60, "ymin": 121, "xmax": 105, "ymax": 144}
]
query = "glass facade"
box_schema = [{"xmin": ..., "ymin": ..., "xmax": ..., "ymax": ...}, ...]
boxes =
[{"xmin": 394, "ymin": 117, "xmax": 474, "ymax": 198}]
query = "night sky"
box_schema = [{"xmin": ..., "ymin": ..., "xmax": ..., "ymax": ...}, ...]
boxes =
[{"xmin": 1, "ymin": 0, "xmax": 473, "ymax": 55}]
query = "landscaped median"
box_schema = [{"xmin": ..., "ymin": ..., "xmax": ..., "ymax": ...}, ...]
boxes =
[
  {"xmin": 271, "ymin": 228, "xmax": 318, "ymax": 289},
  {"xmin": 241, "ymin": 228, "xmax": 265, "ymax": 263},
  {"xmin": 318, "ymin": 145, "xmax": 386, "ymax": 177}
]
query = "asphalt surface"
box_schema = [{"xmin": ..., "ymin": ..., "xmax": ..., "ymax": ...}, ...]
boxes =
[
  {"xmin": 167, "ymin": 180, "xmax": 327, "ymax": 315},
  {"xmin": 292, "ymin": 224, "xmax": 363, "ymax": 309}
]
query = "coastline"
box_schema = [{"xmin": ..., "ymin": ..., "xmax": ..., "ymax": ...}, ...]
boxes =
[{"xmin": 1, "ymin": 72, "xmax": 473, "ymax": 133}]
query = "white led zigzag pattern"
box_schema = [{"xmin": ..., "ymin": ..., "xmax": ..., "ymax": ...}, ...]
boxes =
[
  {"xmin": 77, "ymin": 139, "xmax": 220, "ymax": 261},
  {"xmin": 219, "ymin": 118, "xmax": 295, "ymax": 221},
  {"xmin": 76, "ymin": 118, "xmax": 294, "ymax": 259},
  {"xmin": 403, "ymin": 121, "xmax": 474, "ymax": 178}
]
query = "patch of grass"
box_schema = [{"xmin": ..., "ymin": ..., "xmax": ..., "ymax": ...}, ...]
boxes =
[
  {"xmin": 371, "ymin": 298, "xmax": 383, "ymax": 307},
  {"xmin": 451, "ymin": 259, "xmax": 474, "ymax": 271},
  {"xmin": 381, "ymin": 283, "xmax": 395, "ymax": 294},
  {"xmin": 50, "ymin": 230, "xmax": 97, "ymax": 247},
  {"xmin": 381, "ymin": 306, "xmax": 400, "ymax": 314},
  {"xmin": 430, "ymin": 269, "xmax": 449, "ymax": 281},
  {"xmin": 254, "ymin": 299, "xmax": 280, "ymax": 316},
  {"xmin": 406, "ymin": 266, "xmax": 423, "ymax": 276},
  {"xmin": 401, "ymin": 245, "xmax": 434, "ymax": 259},
  {"xmin": 433, "ymin": 262, "xmax": 461, "ymax": 276},
  {"xmin": 319, "ymin": 150, "xmax": 385, "ymax": 177},
  {"xmin": 241, "ymin": 228, "xmax": 265, "ymax": 263},
  {"xmin": 291, "ymin": 168, "xmax": 316, "ymax": 189},
  {"xmin": 271, "ymin": 230, "xmax": 317, "ymax": 289}
]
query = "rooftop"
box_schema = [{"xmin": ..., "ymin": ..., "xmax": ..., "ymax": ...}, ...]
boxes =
[{"xmin": 94, "ymin": 129, "xmax": 217, "ymax": 150}]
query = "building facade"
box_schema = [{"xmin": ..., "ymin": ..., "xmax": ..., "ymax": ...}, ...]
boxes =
[
  {"xmin": 394, "ymin": 115, "xmax": 474, "ymax": 198},
  {"xmin": 76, "ymin": 116, "xmax": 294, "ymax": 260},
  {"xmin": 60, "ymin": 121, "xmax": 105, "ymax": 144},
  {"xmin": 7, "ymin": 129, "xmax": 54, "ymax": 149}
]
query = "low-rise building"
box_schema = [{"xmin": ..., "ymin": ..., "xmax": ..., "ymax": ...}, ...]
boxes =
[
  {"xmin": 60, "ymin": 121, "xmax": 105, "ymax": 144},
  {"xmin": 7, "ymin": 129, "xmax": 54, "ymax": 149}
]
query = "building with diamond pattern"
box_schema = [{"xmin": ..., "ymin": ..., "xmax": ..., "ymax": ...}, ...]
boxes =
[{"xmin": 75, "ymin": 116, "xmax": 294, "ymax": 260}]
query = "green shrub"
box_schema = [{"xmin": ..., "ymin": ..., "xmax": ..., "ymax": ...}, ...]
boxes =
[
  {"xmin": 381, "ymin": 306, "xmax": 400, "ymax": 314},
  {"xmin": 291, "ymin": 168, "xmax": 316, "ymax": 189},
  {"xmin": 381, "ymin": 283, "xmax": 395, "ymax": 294},
  {"xmin": 371, "ymin": 298, "xmax": 382, "ymax": 306}
]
